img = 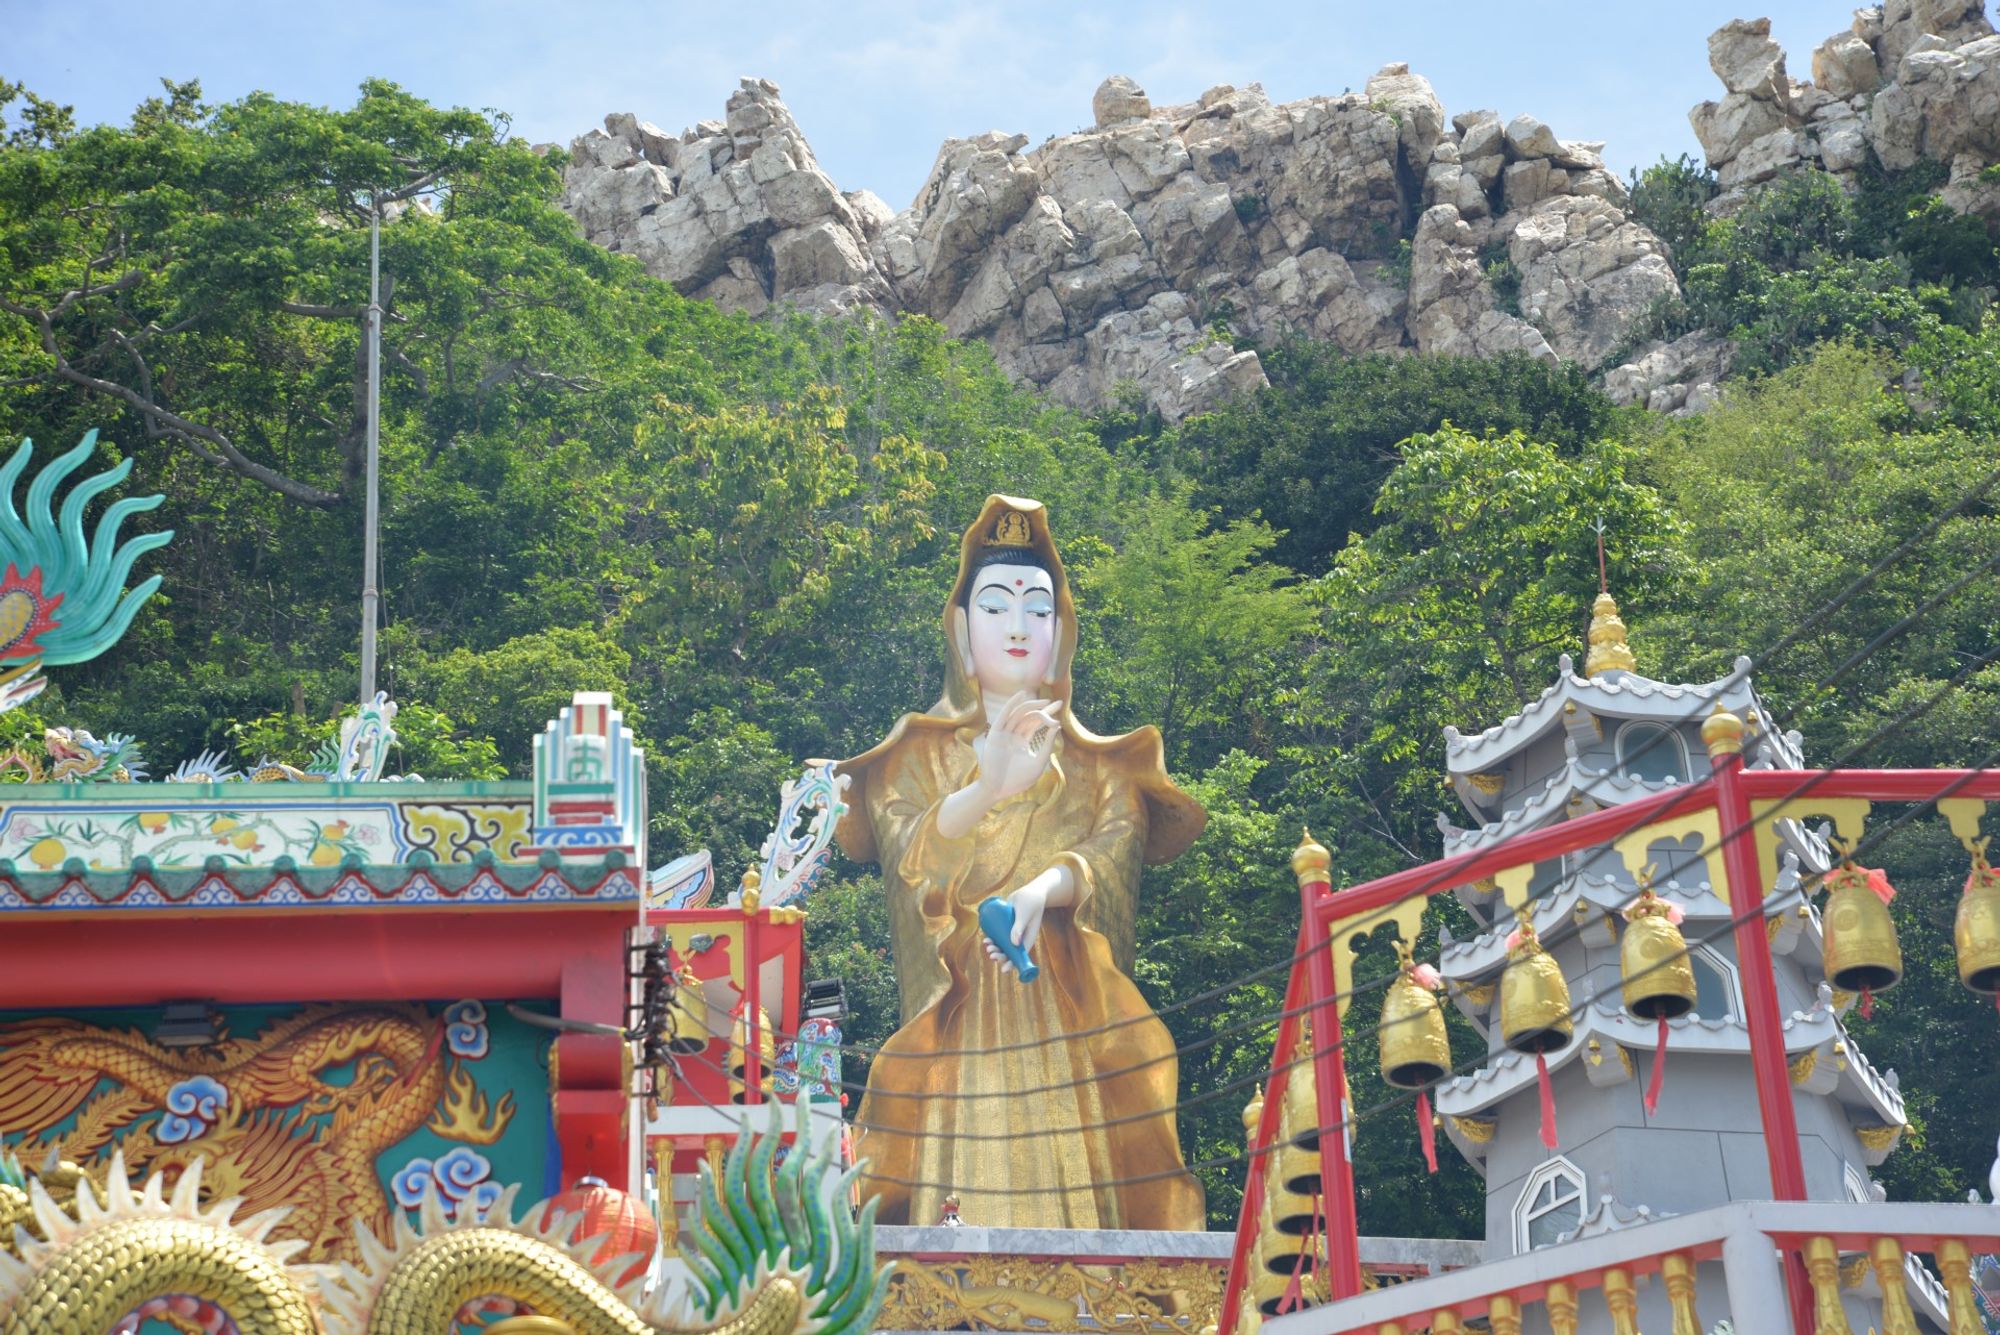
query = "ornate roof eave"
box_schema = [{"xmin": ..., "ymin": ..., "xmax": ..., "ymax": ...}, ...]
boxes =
[
  {"xmin": 0, "ymin": 851, "xmax": 640, "ymax": 914},
  {"xmin": 1439, "ymin": 763, "xmax": 1688, "ymax": 858},
  {"xmin": 1444, "ymin": 654, "xmax": 1805, "ymax": 787},
  {"xmin": 1444, "ymin": 655, "xmax": 1758, "ymax": 775},
  {"xmin": 1437, "ymin": 867, "xmax": 1799, "ymax": 982},
  {"xmin": 1557, "ymin": 1193, "xmax": 1674, "ymax": 1243},
  {"xmin": 1434, "ymin": 1000, "xmax": 1904, "ymax": 1131}
]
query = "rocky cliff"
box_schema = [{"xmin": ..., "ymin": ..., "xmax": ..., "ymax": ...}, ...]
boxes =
[{"xmin": 554, "ymin": 1, "xmax": 1998, "ymax": 421}]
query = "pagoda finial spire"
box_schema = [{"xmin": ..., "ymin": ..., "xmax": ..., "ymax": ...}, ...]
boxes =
[{"xmin": 1585, "ymin": 522, "xmax": 1637, "ymax": 677}]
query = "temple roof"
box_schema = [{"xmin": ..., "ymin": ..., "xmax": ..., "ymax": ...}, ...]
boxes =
[
  {"xmin": 1443, "ymin": 654, "xmax": 1802, "ymax": 779},
  {"xmin": 1435, "ymin": 998, "xmax": 1906, "ymax": 1144}
]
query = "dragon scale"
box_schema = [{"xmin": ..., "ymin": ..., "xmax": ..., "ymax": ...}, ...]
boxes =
[{"xmin": 0, "ymin": 1107, "xmax": 889, "ymax": 1335}]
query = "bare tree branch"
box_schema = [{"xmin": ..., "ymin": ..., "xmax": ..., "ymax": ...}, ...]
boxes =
[{"xmin": 0, "ymin": 295, "xmax": 344, "ymax": 507}]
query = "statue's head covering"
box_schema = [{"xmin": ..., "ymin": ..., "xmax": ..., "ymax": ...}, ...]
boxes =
[
  {"xmin": 936, "ymin": 494, "xmax": 1077, "ymax": 712},
  {"xmin": 836, "ymin": 494, "xmax": 1205, "ymax": 865}
]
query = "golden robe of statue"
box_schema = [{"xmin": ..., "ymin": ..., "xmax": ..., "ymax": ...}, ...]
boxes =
[{"xmin": 835, "ymin": 495, "xmax": 1207, "ymax": 1229}]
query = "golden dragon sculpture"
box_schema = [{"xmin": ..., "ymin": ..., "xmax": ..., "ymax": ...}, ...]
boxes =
[
  {"xmin": 0, "ymin": 1105, "xmax": 888, "ymax": 1335},
  {"xmin": 0, "ymin": 1003, "xmax": 511, "ymax": 1261}
]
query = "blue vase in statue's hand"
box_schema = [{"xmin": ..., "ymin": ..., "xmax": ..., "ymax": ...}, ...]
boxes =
[{"xmin": 978, "ymin": 896, "xmax": 1039, "ymax": 982}]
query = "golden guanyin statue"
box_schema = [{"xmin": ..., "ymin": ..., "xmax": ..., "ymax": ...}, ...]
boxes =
[{"xmin": 835, "ymin": 495, "xmax": 1207, "ymax": 1229}]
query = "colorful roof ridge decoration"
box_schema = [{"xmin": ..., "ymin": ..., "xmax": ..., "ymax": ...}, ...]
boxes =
[
  {"xmin": 0, "ymin": 432, "xmax": 172, "ymax": 712},
  {"xmin": 531, "ymin": 691, "xmax": 645, "ymax": 861},
  {"xmin": 0, "ymin": 849, "xmax": 639, "ymax": 914}
]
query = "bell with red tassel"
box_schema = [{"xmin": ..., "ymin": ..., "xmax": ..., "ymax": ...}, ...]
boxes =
[
  {"xmin": 1379, "ymin": 944, "xmax": 1450, "ymax": 1172},
  {"xmin": 1500, "ymin": 919, "xmax": 1571, "ymax": 1149},
  {"xmin": 1621, "ymin": 884, "xmax": 1696, "ymax": 1116},
  {"xmin": 1821, "ymin": 861, "xmax": 1902, "ymax": 1018}
]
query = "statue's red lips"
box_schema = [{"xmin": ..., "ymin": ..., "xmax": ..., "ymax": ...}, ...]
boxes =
[{"xmin": 1006, "ymin": 648, "xmax": 1029, "ymax": 657}]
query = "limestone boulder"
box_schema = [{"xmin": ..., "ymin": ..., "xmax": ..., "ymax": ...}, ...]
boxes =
[
  {"xmin": 1504, "ymin": 114, "xmax": 1562, "ymax": 159},
  {"xmin": 1070, "ymin": 291, "xmax": 1268, "ymax": 421},
  {"xmin": 562, "ymin": 82, "xmax": 884, "ymax": 315},
  {"xmin": 1507, "ymin": 196, "xmax": 1681, "ymax": 369},
  {"xmin": 1718, "ymin": 128, "xmax": 1813, "ymax": 186},
  {"xmin": 1871, "ymin": 34, "xmax": 2000, "ymax": 170},
  {"xmin": 1812, "ymin": 31, "xmax": 1882, "ymax": 97},
  {"xmin": 1709, "ymin": 18, "xmax": 1792, "ymax": 105},
  {"xmin": 1407, "ymin": 204, "xmax": 1553, "ymax": 362},
  {"xmin": 1817, "ymin": 118, "xmax": 1872, "ymax": 173},
  {"xmin": 1941, "ymin": 151, "xmax": 2000, "ymax": 225},
  {"xmin": 1603, "ymin": 330, "xmax": 1734, "ymax": 412},
  {"xmin": 1093, "ymin": 75, "xmax": 1152, "ymax": 128},
  {"xmin": 1246, "ymin": 248, "xmax": 1406, "ymax": 351},
  {"xmin": 1690, "ymin": 92, "xmax": 1791, "ymax": 166},
  {"xmin": 1365, "ymin": 62, "xmax": 1447, "ymax": 169},
  {"xmin": 1457, "ymin": 110, "xmax": 1506, "ymax": 162}
]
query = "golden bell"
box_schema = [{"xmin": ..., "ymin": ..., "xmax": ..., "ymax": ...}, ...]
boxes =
[
  {"xmin": 1242, "ymin": 1087, "xmax": 1267, "ymax": 1151},
  {"xmin": 1274, "ymin": 1059, "xmax": 1322, "ymax": 1194},
  {"xmin": 1279, "ymin": 1043, "xmax": 1322, "ymax": 1152},
  {"xmin": 728, "ymin": 1005, "xmax": 777, "ymax": 1077},
  {"xmin": 1379, "ymin": 956, "xmax": 1450, "ymax": 1089},
  {"xmin": 1500, "ymin": 921, "xmax": 1573, "ymax": 1055},
  {"xmin": 669, "ymin": 969, "xmax": 711, "ymax": 1054},
  {"xmin": 1821, "ymin": 866, "xmax": 1902, "ymax": 995},
  {"xmin": 1260, "ymin": 1174, "xmax": 1323, "ymax": 1242},
  {"xmin": 1620, "ymin": 890, "xmax": 1697, "ymax": 1021},
  {"xmin": 1956, "ymin": 859, "xmax": 2000, "ymax": 994}
]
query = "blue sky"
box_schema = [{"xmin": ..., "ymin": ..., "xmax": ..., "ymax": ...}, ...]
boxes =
[{"xmin": 8, "ymin": 1, "xmax": 1908, "ymax": 209}]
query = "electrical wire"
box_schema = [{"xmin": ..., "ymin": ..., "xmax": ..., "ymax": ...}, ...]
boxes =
[
  {"xmin": 659, "ymin": 637, "xmax": 2000, "ymax": 1192},
  {"xmin": 643, "ymin": 464, "xmax": 2000, "ymax": 1188}
]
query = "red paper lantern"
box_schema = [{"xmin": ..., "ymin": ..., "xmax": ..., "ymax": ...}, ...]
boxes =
[{"xmin": 538, "ymin": 1176, "xmax": 660, "ymax": 1287}]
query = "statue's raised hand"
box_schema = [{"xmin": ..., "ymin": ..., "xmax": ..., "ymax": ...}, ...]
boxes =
[{"xmin": 977, "ymin": 690, "xmax": 1062, "ymax": 803}]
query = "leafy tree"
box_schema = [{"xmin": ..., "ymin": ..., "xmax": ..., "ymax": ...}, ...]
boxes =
[
  {"xmin": 1291, "ymin": 425, "xmax": 1689, "ymax": 859},
  {"xmin": 1068, "ymin": 492, "xmax": 1310, "ymax": 767},
  {"xmin": 1151, "ymin": 344, "xmax": 1624, "ymax": 572},
  {"xmin": 1626, "ymin": 153, "xmax": 1718, "ymax": 259}
]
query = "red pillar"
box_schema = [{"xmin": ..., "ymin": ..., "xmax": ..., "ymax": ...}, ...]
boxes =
[
  {"xmin": 556, "ymin": 947, "xmax": 629, "ymax": 1189},
  {"xmin": 1705, "ymin": 707, "xmax": 1815, "ymax": 1335},
  {"xmin": 1296, "ymin": 835, "xmax": 1366, "ymax": 1300},
  {"xmin": 743, "ymin": 905, "xmax": 764, "ymax": 1103}
]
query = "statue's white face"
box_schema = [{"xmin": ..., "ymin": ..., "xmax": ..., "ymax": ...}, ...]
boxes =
[{"xmin": 965, "ymin": 562, "xmax": 1057, "ymax": 697}]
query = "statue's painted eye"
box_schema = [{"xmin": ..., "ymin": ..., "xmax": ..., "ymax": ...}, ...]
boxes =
[
  {"xmin": 976, "ymin": 594, "xmax": 1009, "ymax": 615},
  {"xmin": 1025, "ymin": 593, "xmax": 1054, "ymax": 618}
]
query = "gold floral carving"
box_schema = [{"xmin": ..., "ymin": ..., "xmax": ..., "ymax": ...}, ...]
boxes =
[
  {"xmin": 1788, "ymin": 1050, "xmax": 1817, "ymax": 1086},
  {"xmin": 1854, "ymin": 1124, "xmax": 1906, "ymax": 1153},
  {"xmin": 1466, "ymin": 773, "xmax": 1505, "ymax": 797},
  {"xmin": 876, "ymin": 1256, "xmax": 1227, "ymax": 1332},
  {"xmin": 1453, "ymin": 982, "xmax": 1496, "ymax": 1009},
  {"xmin": 1446, "ymin": 1116, "xmax": 1497, "ymax": 1145}
]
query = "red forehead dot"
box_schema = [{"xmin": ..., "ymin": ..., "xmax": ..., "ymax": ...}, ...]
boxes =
[{"xmin": 1014, "ymin": 579, "xmax": 1023, "ymax": 586}]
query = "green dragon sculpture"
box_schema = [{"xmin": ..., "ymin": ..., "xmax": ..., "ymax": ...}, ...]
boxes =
[
  {"xmin": 0, "ymin": 1105, "xmax": 889, "ymax": 1335},
  {"xmin": 0, "ymin": 431, "xmax": 172, "ymax": 714}
]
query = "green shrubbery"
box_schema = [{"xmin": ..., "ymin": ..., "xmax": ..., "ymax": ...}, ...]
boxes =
[
  {"xmin": 1622, "ymin": 155, "xmax": 1998, "ymax": 377},
  {"xmin": 3, "ymin": 80, "xmax": 1999, "ymax": 1234}
]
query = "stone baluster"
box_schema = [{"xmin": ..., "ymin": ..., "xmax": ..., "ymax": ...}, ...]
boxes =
[
  {"xmin": 1602, "ymin": 1267, "xmax": 1642, "ymax": 1335},
  {"xmin": 1661, "ymin": 1253, "xmax": 1701, "ymax": 1335},
  {"xmin": 1546, "ymin": 1279, "xmax": 1579, "ymax": 1335},
  {"xmin": 1803, "ymin": 1236, "xmax": 1855, "ymax": 1335},
  {"xmin": 1868, "ymin": 1237, "xmax": 1922, "ymax": 1335},
  {"xmin": 1936, "ymin": 1239, "xmax": 1986, "ymax": 1335},
  {"xmin": 1487, "ymin": 1295, "xmax": 1522, "ymax": 1335}
]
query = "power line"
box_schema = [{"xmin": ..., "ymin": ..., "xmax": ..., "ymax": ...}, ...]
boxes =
[{"xmin": 683, "ymin": 641, "xmax": 2000, "ymax": 1192}]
